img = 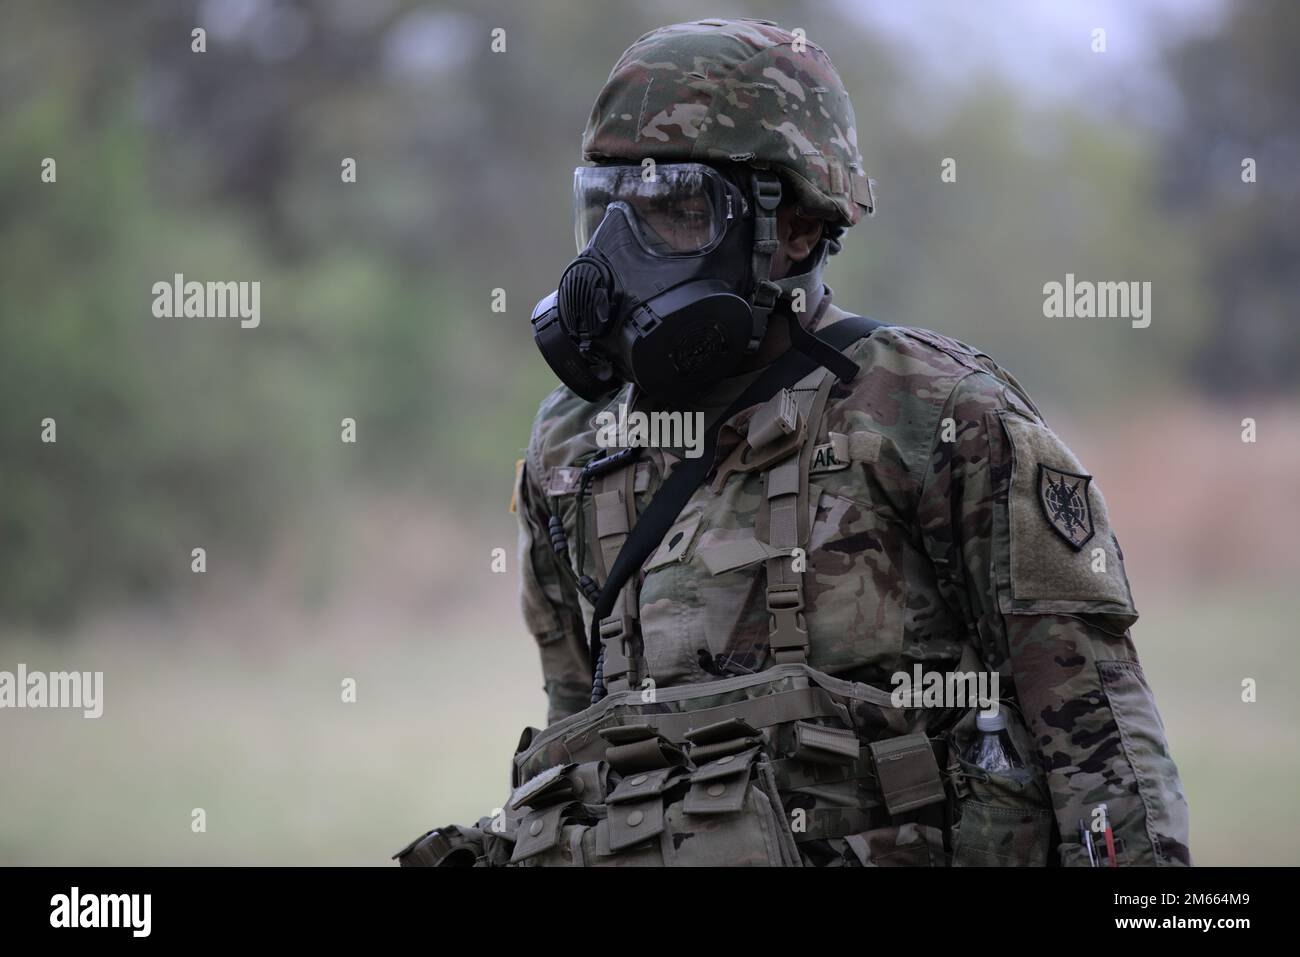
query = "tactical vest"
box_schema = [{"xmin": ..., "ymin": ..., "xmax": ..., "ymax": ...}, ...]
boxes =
[
  {"xmin": 591, "ymin": 361, "xmax": 839, "ymax": 695},
  {"xmin": 398, "ymin": 347, "xmax": 1059, "ymax": 867}
]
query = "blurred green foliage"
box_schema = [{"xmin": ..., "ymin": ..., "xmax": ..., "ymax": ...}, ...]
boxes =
[
  {"xmin": 0, "ymin": 0, "xmax": 1295, "ymax": 626},
  {"xmin": 1159, "ymin": 1, "xmax": 1300, "ymax": 392}
]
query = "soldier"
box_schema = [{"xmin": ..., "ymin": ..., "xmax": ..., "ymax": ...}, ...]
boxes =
[{"xmin": 399, "ymin": 17, "xmax": 1190, "ymax": 867}]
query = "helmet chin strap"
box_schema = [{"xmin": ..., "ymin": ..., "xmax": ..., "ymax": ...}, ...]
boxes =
[
  {"xmin": 775, "ymin": 239, "xmax": 860, "ymax": 384},
  {"xmin": 769, "ymin": 238, "xmax": 829, "ymax": 315},
  {"xmin": 750, "ymin": 206, "xmax": 860, "ymax": 384},
  {"xmin": 746, "ymin": 170, "xmax": 784, "ymax": 354},
  {"xmin": 744, "ymin": 171, "xmax": 858, "ymax": 383}
]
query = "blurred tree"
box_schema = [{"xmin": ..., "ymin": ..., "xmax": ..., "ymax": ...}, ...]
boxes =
[{"xmin": 1159, "ymin": 0, "xmax": 1300, "ymax": 395}]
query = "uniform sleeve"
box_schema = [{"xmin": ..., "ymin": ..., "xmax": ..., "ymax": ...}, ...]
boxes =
[
  {"xmin": 516, "ymin": 458, "xmax": 593, "ymax": 725},
  {"xmin": 918, "ymin": 371, "xmax": 1192, "ymax": 866}
]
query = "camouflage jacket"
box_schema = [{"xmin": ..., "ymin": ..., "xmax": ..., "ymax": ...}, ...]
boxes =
[{"xmin": 516, "ymin": 296, "xmax": 1191, "ymax": 867}]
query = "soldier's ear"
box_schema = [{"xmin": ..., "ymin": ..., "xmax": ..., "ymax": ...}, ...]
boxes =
[{"xmin": 779, "ymin": 205, "xmax": 824, "ymax": 265}]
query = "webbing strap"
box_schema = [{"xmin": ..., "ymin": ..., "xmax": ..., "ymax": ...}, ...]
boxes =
[
  {"xmin": 587, "ymin": 313, "xmax": 891, "ymax": 674},
  {"xmin": 787, "ymin": 306, "xmax": 861, "ymax": 383},
  {"xmin": 639, "ymin": 686, "xmax": 841, "ymax": 741},
  {"xmin": 746, "ymin": 171, "xmax": 783, "ymax": 353},
  {"xmin": 762, "ymin": 369, "xmax": 837, "ymax": 665},
  {"xmin": 591, "ymin": 466, "xmax": 641, "ymax": 692}
]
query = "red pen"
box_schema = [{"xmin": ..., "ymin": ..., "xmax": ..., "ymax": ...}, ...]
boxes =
[{"xmin": 1099, "ymin": 803, "xmax": 1118, "ymax": 867}]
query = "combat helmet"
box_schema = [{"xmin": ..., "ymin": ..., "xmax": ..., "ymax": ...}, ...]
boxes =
[{"xmin": 581, "ymin": 17, "xmax": 875, "ymax": 228}]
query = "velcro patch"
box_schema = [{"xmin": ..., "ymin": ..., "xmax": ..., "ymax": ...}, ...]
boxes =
[
  {"xmin": 810, "ymin": 430, "xmax": 882, "ymax": 474},
  {"xmin": 996, "ymin": 412, "xmax": 1135, "ymax": 612},
  {"xmin": 545, "ymin": 462, "xmax": 650, "ymax": 496},
  {"xmin": 809, "ymin": 433, "xmax": 850, "ymax": 473},
  {"xmin": 545, "ymin": 466, "xmax": 582, "ymax": 495},
  {"xmin": 851, "ymin": 171, "xmax": 876, "ymax": 213}
]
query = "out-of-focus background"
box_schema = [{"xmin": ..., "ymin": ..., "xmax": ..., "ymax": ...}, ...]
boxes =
[{"xmin": 1, "ymin": 0, "xmax": 1297, "ymax": 865}]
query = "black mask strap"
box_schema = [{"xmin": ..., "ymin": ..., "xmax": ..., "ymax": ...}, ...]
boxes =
[
  {"xmin": 786, "ymin": 297, "xmax": 862, "ymax": 383},
  {"xmin": 746, "ymin": 170, "xmax": 783, "ymax": 353}
]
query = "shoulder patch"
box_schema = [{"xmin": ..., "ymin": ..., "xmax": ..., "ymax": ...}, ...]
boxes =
[
  {"xmin": 1037, "ymin": 464, "xmax": 1094, "ymax": 550},
  {"xmin": 993, "ymin": 411, "xmax": 1136, "ymax": 616}
]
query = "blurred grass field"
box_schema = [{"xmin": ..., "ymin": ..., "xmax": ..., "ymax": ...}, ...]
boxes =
[{"xmin": 0, "ymin": 529, "xmax": 541, "ymax": 866}]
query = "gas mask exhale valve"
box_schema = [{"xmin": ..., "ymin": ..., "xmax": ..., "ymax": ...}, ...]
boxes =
[{"xmin": 532, "ymin": 164, "xmax": 785, "ymax": 405}]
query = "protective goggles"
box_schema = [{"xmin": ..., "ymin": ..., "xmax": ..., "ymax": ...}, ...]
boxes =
[{"xmin": 573, "ymin": 162, "xmax": 748, "ymax": 257}]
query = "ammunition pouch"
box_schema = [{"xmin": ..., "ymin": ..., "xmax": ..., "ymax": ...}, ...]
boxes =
[{"xmin": 398, "ymin": 663, "xmax": 1057, "ymax": 866}]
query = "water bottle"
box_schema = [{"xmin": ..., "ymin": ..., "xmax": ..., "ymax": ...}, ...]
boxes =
[{"xmin": 967, "ymin": 709, "xmax": 1024, "ymax": 775}]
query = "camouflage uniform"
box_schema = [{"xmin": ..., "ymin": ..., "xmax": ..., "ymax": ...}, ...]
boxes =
[
  {"xmin": 518, "ymin": 302, "xmax": 1191, "ymax": 866},
  {"xmin": 404, "ymin": 18, "xmax": 1191, "ymax": 867}
]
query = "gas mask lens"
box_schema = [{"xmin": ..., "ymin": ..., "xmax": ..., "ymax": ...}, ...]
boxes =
[{"xmin": 573, "ymin": 163, "xmax": 741, "ymax": 256}]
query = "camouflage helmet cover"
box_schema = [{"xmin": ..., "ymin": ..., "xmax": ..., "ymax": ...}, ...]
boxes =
[{"xmin": 581, "ymin": 18, "xmax": 874, "ymax": 227}]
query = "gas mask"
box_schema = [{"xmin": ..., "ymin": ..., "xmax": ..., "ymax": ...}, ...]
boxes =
[{"xmin": 532, "ymin": 163, "xmax": 786, "ymax": 404}]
